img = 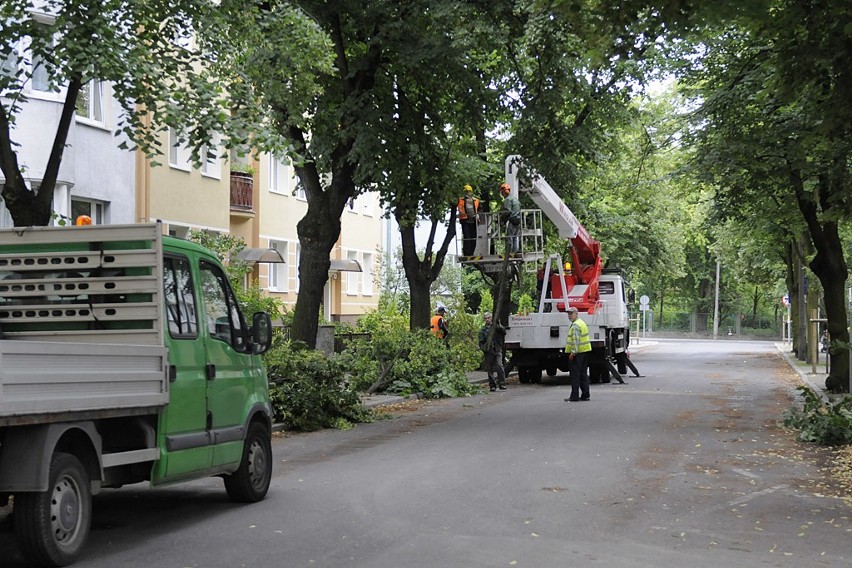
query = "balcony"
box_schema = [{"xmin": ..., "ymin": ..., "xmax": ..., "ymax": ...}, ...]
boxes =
[{"xmin": 230, "ymin": 171, "xmax": 254, "ymax": 212}]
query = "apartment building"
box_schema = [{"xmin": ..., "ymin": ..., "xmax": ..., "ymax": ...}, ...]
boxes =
[
  {"xmin": 255, "ymin": 155, "xmax": 383, "ymax": 323},
  {"xmin": 2, "ymin": 47, "xmax": 384, "ymax": 324}
]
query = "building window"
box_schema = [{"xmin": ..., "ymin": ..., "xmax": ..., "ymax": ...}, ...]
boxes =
[
  {"xmin": 200, "ymin": 137, "xmax": 221, "ymax": 179},
  {"xmin": 75, "ymin": 80, "xmax": 104, "ymax": 124},
  {"xmin": 30, "ymin": 50, "xmax": 51, "ymax": 92},
  {"xmin": 70, "ymin": 198, "xmax": 104, "ymax": 225},
  {"xmin": 362, "ymin": 252, "xmax": 373, "ymax": 296},
  {"xmin": 168, "ymin": 126, "xmax": 192, "ymax": 171},
  {"xmin": 269, "ymin": 155, "xmax": 290, "ymax": 195},
  {"xmin": 293, "ymin": 178, "xmax": 306, "ymax": 201},
  {"xmin": 346, "ymin": 251, "xmax": 359, "ymax": 295},
  {"xmin": 0, "ymin": 202, "xmax": 12, "ymax": 229},
  {"xmin": 361, "ymin": 193, "xmax": 373, "ymax": 216},
  {"xmin": 268, "ymin": 240, "xmax": 289, "ymax": 292},
  {"xmin": 295, "ymin": 243, "xmax": 301, "ymax": 292}
]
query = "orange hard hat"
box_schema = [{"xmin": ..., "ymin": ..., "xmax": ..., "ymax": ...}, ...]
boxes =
[{"xmin": 75, "ymin": 215, "xmax": 92, "ymax": 226}]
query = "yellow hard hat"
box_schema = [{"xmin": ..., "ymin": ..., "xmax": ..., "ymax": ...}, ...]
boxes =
[{"xmin": 464, "ymin": 184, "xmax": 473, "ymax": 192}]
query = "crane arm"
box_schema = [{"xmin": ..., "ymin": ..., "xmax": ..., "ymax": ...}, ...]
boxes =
[{"xmin": 504, "ymin": 155, "xmax": 601, "ymax": 279}]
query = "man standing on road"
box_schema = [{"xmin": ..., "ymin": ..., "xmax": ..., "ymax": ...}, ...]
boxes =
[
  {"xmin": 564, "ymin": 306, "xmax": 591, "ymax": 402},
  {"xmin": 479, "ymin": 312, "xmax": 507, "ymax": 392}
]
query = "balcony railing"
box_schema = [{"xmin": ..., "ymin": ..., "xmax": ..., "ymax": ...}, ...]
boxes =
[{"xmin": 230, "ymin": 171, "xmax": 253, "ymax": 210}]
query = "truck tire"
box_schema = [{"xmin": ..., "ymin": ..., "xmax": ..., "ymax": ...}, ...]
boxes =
[
  {"xmin": 224, "ymin": 422, "xmax": 272, "ymax": 503},
  {"xmin": 14, "ymin": 452, "xmax": 91, "ymax": 567}
]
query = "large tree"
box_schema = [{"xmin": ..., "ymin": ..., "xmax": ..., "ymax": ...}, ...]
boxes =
[
  {"xmin": 681, "ymin": 3, "xmax": 852, "ymax": 391},
  {"xmin": 0, "ymin": 1, "xmax": 322, "ymax": 226}
]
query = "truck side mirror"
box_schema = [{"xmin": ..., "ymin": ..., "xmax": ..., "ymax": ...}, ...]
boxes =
[
  {"xmin": 251, "ymin": 312, "xmax": 273, "ymax": 354},
  {"xmin": 628, "ymin": 289, "xmax": 636, "ymax": 304}
]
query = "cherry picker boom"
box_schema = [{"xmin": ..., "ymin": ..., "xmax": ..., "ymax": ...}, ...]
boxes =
[{"xmin": 461, "ymin": 156, "xmax": 639, "ymax": 384}]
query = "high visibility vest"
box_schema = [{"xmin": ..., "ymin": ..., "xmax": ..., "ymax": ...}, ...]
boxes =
[
  {"xmin": 457, "ymin": 196, "xmax": 479, "ymax": 221},
  {"xmin": 430, "ymin": 315, "xmax": 447, "ymax": 338},
  {"xmin": 565, "ymin": 318, "xmax": 592, "ymax": 354}
]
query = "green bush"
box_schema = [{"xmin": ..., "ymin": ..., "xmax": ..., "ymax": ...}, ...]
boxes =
[
  {"xmin": 339, "ymin": 329, "xmax": 479, "ymax": 398},
  {"xmin": 783, "ymin": 386, "xmax": 852, "ymax": 445},
  {"xmin": 264, "ymin": 338, "xmax": 371, "ymax": 432}
]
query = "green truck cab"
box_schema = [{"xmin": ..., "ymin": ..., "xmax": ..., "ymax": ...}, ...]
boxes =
[{"xmin": 0, "ymin": 223, "xmax": 274, "ymax": 566}]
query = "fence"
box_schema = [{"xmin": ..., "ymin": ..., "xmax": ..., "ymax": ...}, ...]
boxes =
[{"xmin": 641, "ymin": 311, "xmax": 781, "ymax": 338}]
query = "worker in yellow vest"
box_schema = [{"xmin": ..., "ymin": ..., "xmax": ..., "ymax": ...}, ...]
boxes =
[{"xmin": 564, "ymin": 306, "xmax": 592, "ymax": 402}]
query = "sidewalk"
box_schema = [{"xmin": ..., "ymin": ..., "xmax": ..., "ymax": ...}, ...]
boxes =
[{"xmin": 774, "ymin": 341, "xmax": 833, "ymax": 400}]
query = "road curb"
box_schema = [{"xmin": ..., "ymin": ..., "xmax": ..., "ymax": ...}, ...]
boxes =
[{"xmin": 775, "ymin": 342, "xmax": 831, "ymax": 401}]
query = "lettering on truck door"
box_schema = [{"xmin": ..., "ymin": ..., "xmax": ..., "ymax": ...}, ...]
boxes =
[{"xmin": 198, "ymin": 261, "xmax": 254, "ymax": 467}]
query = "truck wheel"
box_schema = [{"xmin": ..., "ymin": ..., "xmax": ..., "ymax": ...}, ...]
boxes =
[
  {"xmin": 530, "ymin": 367, "xmax": 542, "ymax": 384},
  {"xmin": 225, "ymin": 422, "xmax": 272, "ymax": 503},
  {"xmin": 517, "ymin": 366, "xmax": 531, "ymax": 383},
  {"xmin": 14, "ymin": 452, "xmax": 91, "ymax": 567}
]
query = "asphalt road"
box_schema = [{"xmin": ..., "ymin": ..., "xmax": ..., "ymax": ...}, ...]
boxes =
[{"xmin": 2, "ymin": 339, "xmax": 851, "ymax": 567}]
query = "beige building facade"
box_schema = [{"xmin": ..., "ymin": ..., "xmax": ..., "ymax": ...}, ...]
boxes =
[{"xmin": 137, "ymin": 144, "xmax": 384, "ymax": 324}]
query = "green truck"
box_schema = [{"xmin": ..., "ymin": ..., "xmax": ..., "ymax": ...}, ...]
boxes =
[{"xmin": 0, "ymin": 223, "xmax": 274, "ymax": 566}]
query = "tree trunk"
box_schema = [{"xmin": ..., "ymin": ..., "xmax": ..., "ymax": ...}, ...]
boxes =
[
  {"xmin": 1, "ymin": 76, "xmax": 82, "ymax": 226},
  {"xmin": 792, "ymin": 171, "xmax": 850, "ymax": 392},
  {"xmin": 397, "ymin": 206, "xmax": 456, "ymax": 331},
  {"xmin": 290, "ymin": 157, "xmax": 352, "ymax": 348}
]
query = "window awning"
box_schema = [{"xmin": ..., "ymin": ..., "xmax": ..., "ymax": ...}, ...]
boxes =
[
  {"xmin": 235, "ymin": 248, "xmax": 286, "ymax": 263},
  {"xmin": 330, "ymin": 259, "xmax": 362, "ymax": 272}
]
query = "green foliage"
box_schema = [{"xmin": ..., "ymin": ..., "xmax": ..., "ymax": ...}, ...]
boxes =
[
  {"xmin": 517, "ymin": 293, "xmax": 534, "ymax": 315},
  {"xmin": 783, "ymin": 387, "xmax": 852, "ymax": 446},
  {"xmin": 264, "ymin": 339, "xmax": 370, "ymax": 432},
  {"xmin": 340, "ymin": 329, "xmax": 478, "ymax": 398},
  {"xmin": 479, "ymin": 289, "xmax": 494, "ymax": 315},
  {"xmin": 187, "ymin": 230, "xmax": 285, "ymax": 321}
]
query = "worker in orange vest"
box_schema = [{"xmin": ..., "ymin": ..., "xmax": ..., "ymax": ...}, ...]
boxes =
[
  {"xmin": 430, "ymin": 306, "xmax": 449, "ymax": 344},
  {"xmin": 457, "ymin": 184, "xmax": 480, "ymax": 257}
]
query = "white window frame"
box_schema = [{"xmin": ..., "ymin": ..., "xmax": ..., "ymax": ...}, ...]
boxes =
[
  {"xmin": 268, "ymin": 240, "xmax": 289, "ymax": 292},
  {"xmin": 70, "ymin": 198, "xmax": 105, "ymax": 225},
  {"xmin": 361, "ymin": 193, "xmax": 373, "ymax": 216},
  {"xmin": 346, "ymin": 251, "xmax": 359, "ymax": 295},
  {"xmin": 169, "ymin": 127, "xmax": 192, "ymax": 172},
  {"xmin": 294, "ymin": 179, "xmax": 306, "ymax": 201},
  {"xmin": 268, "ymin": 155, "xmax": 289, "ymax": 195},
  {"xmin": 361, "ymin": 252, "xmax": 373, "ymax": 296},
  {"xmin": 200, "ymin": 135, "xmax": 222, "ymax": 179},
  {"xmin": 75, "ymin": 79, "xmax": 105, "ymax": 125}
]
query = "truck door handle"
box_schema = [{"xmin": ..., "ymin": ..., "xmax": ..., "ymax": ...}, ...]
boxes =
[
  {"xmin": 206, "ymin": 364, "xmax": 216, "ymax": 380},
  {"xmin": 169, "ymin": 365, "xmax": 177, "ymax": 382}
]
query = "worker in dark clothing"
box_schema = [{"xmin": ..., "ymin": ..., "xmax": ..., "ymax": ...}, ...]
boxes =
[{"xmin": 479, "ymin": 311, "xmax": 507, "ymax": 391}]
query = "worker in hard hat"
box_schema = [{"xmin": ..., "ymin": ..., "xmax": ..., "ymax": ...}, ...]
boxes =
[
  {"xmin": 499, "ymin": 182, "xmax": 521, "ymax": 255},
  {"xmin": 430, "ymin": 306, "xmax": 449, "ymax": 345},
  {"xmin": 457, "ymin": 184, "xmax": 480, "ymax": 257}
]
